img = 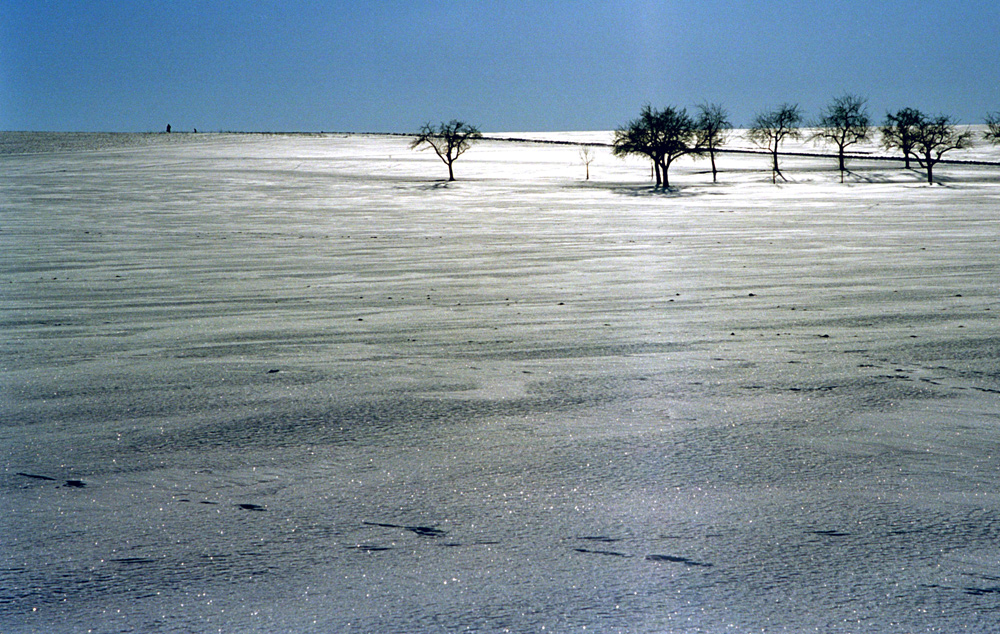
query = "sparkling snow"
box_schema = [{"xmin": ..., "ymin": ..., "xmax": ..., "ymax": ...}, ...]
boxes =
[{"xmin": 2, "ymin": 130, "xmax": 999, "ymax": 633}]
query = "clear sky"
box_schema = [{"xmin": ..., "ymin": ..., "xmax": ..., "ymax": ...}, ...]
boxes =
[{"xmin": 2, "ymin": 0, "xmax": 998, "ymax": 132}]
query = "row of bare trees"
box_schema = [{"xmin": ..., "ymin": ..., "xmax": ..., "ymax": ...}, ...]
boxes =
[
  {"xmin": 754, "ymin": 98, "xmax": 986, "ymax": 185},
  {"xmin": 617, "ymin": 97, "xmax": 994, "ymax": 187},
  {"xmin": 410, "ymin": 102, "xmax": 1000, "ymax": 185}
]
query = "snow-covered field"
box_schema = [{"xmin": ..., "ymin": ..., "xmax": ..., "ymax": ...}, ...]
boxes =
[{"xmin": 2, "ymin": 130, "xmax": 999, "ymax": 633}]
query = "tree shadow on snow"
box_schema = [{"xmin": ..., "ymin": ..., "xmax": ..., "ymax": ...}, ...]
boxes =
[
  {"xmin": 572, "ymin": 181, "xmax": 701, "ymax": 198},
  {"xmin": 420, "ymin": 181, "xmax": 452, "ymax": 190}
]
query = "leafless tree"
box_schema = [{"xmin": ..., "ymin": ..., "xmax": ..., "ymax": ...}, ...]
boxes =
[
  {"xmin": 908, "ymin": 112, "xmax": 973, "ymax": 184},
  {"xmin": 812, "ymin": 94, "xmax": 871, "ymax": 182},
  {"xmin": 748, "ymin": 104, "xmax": 803, "ymax": 184},
  {"xmin": 880, "ymin": 108, "xmax": 922, "ymax": 168},
  {"xmin": 579, "ymin": 146, "xmax": 595, "ymax": 180},
  {"xmin": 410, "ymin": 120, "xmax": 483, "ymax": 181},
  {"xmin": 985, "ymin": 111, "xmax": 1000, "ymax": 144},
  {"xmin": 695, "ymin": 102, "xmax": 731, "ymax": 183},
  {"xmin": 612, "ymin": 105, "xmax": 701, "ymax": 189},
  {"xmin": 612, "ymin": 105, "xmax": 659, "ymax": 185}
]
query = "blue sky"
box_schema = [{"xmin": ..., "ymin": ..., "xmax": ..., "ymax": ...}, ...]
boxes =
[{"xmin": 2, "ymin": 0, "xmax": 998, "ymax": 132}]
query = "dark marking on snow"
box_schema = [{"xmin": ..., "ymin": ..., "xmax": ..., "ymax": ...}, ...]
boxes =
[
  {"xmin": 64, "ymin": 480, "xmax": 87, "ymax": 488},
  {"xmin": 408, "ymin": 526, "xmax": 447, "ymax": 537},
  {"xmin": 16, "ymin": 472, "xmax": 57, "ymax": 481},
  {"xmin": 964, "ymin": 586, "xmax": 1000, "ymax": 596},
  {"xmin": 811, "ymin": 529, "xmax": 850, "ymax": 537},
  {"xmin": 575, "ymin": 548, "xmax": 631, "ymax": 558},
  {"xmin": 112, "ymin": 557, "xmax": 158, "ymax": 565},
  {"xmin": 348, "ymin": 544, "xmax": 392, "ymax": 552},
  {"xmin": 237, "ymin": 503, "xmax": 266, "ymax": 511},
  {"xmin": 645, "ymin": 554, "xmax": 713, "ymax": 567},
  {"xmin": 363, "ymin": 521, "xmax": 447, "ymax": 537}
]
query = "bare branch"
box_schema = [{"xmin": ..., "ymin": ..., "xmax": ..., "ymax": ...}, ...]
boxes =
[
  {"xmin": 612, "ymin": 104, "xmax": 699, "ymax": 188},
  {"xmin": 984, "ymin": 111, "xmax": 1000, "ymax": 144},
  {"xmin": 579, "ymin": 146, "xmax": 594, "ymax": 180},
  {"xmin": 880, "ymin": 108, "xmax": 922, "ymax": 168},
  {"xmin": 748, "ymin": 104, "xmax": 802, "ymax": 183},
  {"xmin": 883, "ymin": 109, "xmax": 971, "ymax": 184},
  {"xmin": 811, "ymin": 94, "xmax": 871, "ymax": 181},
  {"xmin": 695, "ymin": 102, "xmax": 731, "ymax": 182},
  {"xmin": 409, "ymin": 120, "xmax": 483, "ymax": 181}
]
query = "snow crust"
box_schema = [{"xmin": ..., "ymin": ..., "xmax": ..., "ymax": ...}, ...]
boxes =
[{"xmin": 2, "ymin": 131, "xmax": 999, "ymax": 633}]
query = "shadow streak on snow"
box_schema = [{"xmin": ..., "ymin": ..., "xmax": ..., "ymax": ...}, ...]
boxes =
[{"xmin": 565, "ymin": 181, "xmax": 705, "ymax": 198}]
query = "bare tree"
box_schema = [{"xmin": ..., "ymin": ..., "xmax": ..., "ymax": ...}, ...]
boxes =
[
  {"xmin": 579, "ymin": 146, "xmax": 595, "ymax": 180},
  {"xmin": 748, "ymin": 104, "xmax": 802, "ymax": 183},
  {"xmin": 612, "ymin": 105, "xmax": 662, "ymax": 186},
  {"xmin": 612, "ymin": 104, "xmax": 701, "ymax": 189},
  {"xmin": 985, "ymin": 111, "xmax": 1000, "ymax": 144},
  {"xmin": 880, "ymin": 108, "xmax": 922, "ymax": 168},
  {"xmin": 410, "ymin": 120, "xmax": 483, "ymax": 181},
  {"xmin": 812, "ymin": 94, "xmax": 871, "ymax": 182},
  {"xmin": 648, "ymin": 107, "xmax": 701, "ymax": 189},
  {"xmin": 695, "ymin": 102, "xmax": 731, "ymax": 183},
  {"xmin": 613, "ymin": 105, "xmax": 659, "ymax": 185},
  {"xmin": 908, "ymin": 112, "xmax": 973, "ymax": 185}
]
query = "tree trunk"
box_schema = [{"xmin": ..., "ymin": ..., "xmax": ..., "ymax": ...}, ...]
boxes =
[
  {"xmin": 771, "ymin": 149, "xmax": 779, "ymax": 184},
  {"xmin": 447, "ymin": 160, "xmax": 455, "ymax": 181},
  {"xmin": 710, "ymin": 149, "xmax": 718, "ymax": 183},
  {"xmin": 662, "ymin": 159, "xmax": 670, "ymax": 189},
  {"xmin": 926, "ymin": 161, "xmax": 934, "ymax": 185}
]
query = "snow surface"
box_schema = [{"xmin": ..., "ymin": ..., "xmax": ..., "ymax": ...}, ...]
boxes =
[{"xmin": 2, "ymin": 131, "xmax": 1000, "ymax": 633}]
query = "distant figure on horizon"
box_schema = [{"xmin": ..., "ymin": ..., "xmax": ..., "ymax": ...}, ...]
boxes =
[
  {"xmin": 166, "ymin": 124, "xmax": 171, "ymax": 133},
  {"xmin": 193, "ymin": 128, "xmax": 197, "ymax": 133}
]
